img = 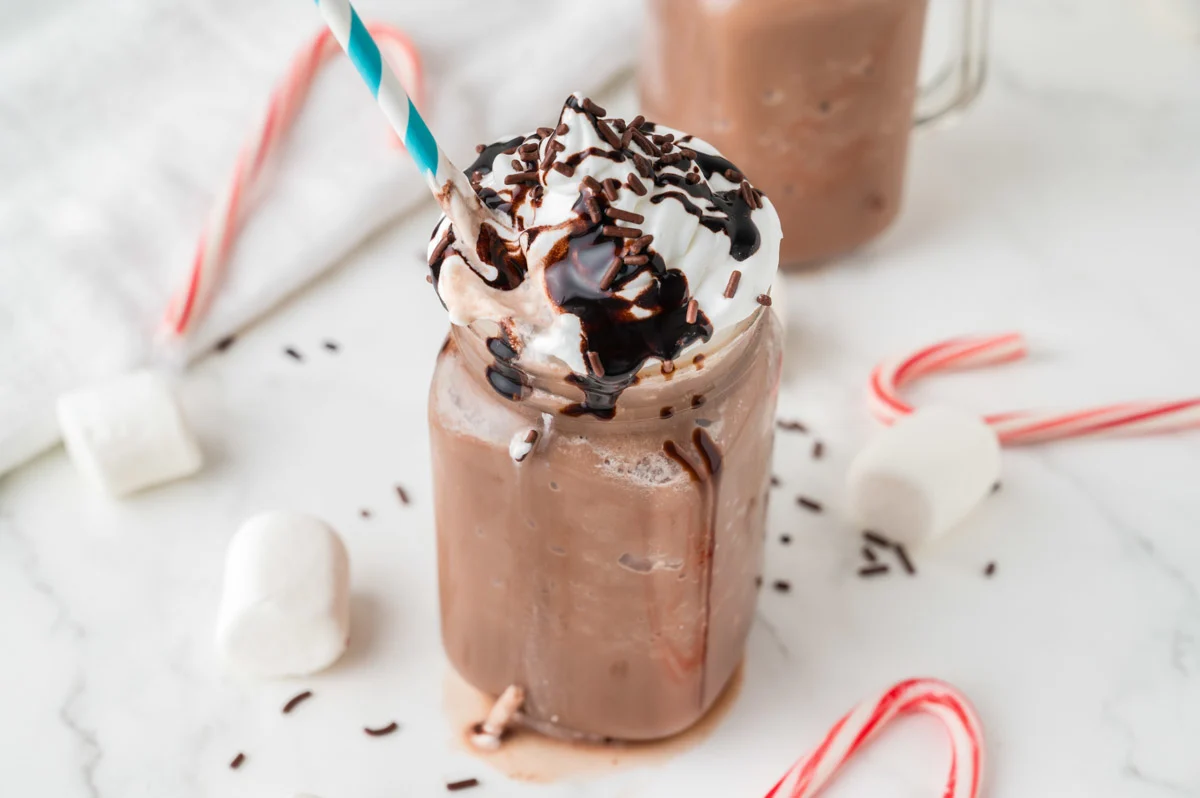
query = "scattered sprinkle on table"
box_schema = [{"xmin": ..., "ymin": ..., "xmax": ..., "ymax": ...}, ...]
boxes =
[
  {"xmin": 779, "ymin": 534, "xmax": 792, "ymax": 545},
  {"xmin": 395, "ymin": 485, "xmax": 410, "ymax": 505},
  {"xmin": 861, "ymin": 546, "xmax": 877, "ymax": 563},
  {"xmin": 214, "ymin": 335, "xmax": 237, "ymax": 353},
  {"xmin": 894, "ymin": 544, "xmax": 916, "ymax": 576},
  {"xmin": 991, "ymin": 481, "xmax": 1002, "ymax": 493},
  {"xmin": 984, "ymin": 562, "xmax": 997, "ymax": 577},
  {"xmin": 858, "ymin": 564, "xmax": 890, "ymax": 578},
  {"xmin": 811, "ymin": 440, "xmax": 824, "ymax": 459},
  {"xmin": 360, "ymin": 509, "xmax": 371, "ymax": 519},
  {"xmin": 447, "ymin": 778, "xmax": 481, "ymax": 792},
  {"xmin": 776, "ymin": 419, "xmax": 809, "ymax": 433},
  {"xmin": 282, "ymin": 690, "xmax": 313, "ymax": 714},
  {"xmin": 796, "ymin": 496, "xmax": 823, "ymax": 513},
  {"xmin": 364, "ymin": 721, "xmax": 400, "ymax": 737},
  {"xmin": 323, "ymin": 340, "xmax": 340, "ymax": 352},
  {"xmin": 284, "ymin": 346, "xmax": 303, "ymax": 361},
  {"xmin": 862, "ymin": 530, "xmax": 892, "ymax": 548},
  {"xmin": 770, "ymin": 475, "xmax": 781, "ymax": 487},
  {"xmin": 772, "ymin": 579, "xmax": 791, "ymax": 593},
  {"xmin": 229, "ymin": 752, "xmax": 246, "ymax": 770}
]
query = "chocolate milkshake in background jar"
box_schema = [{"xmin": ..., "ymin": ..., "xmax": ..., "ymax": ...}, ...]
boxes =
[
  {"xmin": 641, "ymin": 0, "xmax": 990, "ymax": 267},
  {"xmin": 427, "ymin": 94, "xmax": 784, "ymax": 741}
]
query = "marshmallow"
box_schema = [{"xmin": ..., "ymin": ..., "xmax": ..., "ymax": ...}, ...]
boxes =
[
  {"xmin": 216, "ymin": 512, "xmax": 350, "ymax": 678},
  {"xmin": 56, "ymin": 369, "xmax": 203, "ymax": 496},
  {"xmin": 846, "ymin": 407, "xmax": 1001, "ymax": 547}
]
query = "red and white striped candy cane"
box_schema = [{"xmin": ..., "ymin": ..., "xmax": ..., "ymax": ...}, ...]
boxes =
[
  {"xmin": 870, "ymin": 332, "xmax": 1200, "ymax": 445},
  {"xmin": 162, "ymin": 23, "xmax": 423, "ymax": 338},
  {"xmin": 764, "ymin": 678, "xmax": 984, "ymax": 798}
]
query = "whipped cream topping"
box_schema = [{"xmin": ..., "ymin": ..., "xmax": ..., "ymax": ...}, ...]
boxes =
[{"xmin": 428, "ymin": 94, "xmax": 781, "ymax": 417}]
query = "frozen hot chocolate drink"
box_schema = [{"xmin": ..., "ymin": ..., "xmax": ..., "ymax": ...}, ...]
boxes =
[{"xmin": 427, "ymin": 95, "xmax": 783, "ymax": 741}]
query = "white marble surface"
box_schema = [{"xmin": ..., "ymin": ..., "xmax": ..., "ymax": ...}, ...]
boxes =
[{"xmin": 3, "ymin": 0, "xmax": 1200, "ymax": 795}]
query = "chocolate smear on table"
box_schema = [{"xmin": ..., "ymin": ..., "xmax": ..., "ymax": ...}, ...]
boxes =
[
  {"xmin": 364, "ymin": 721, "xmax": 400, "ymax": 737},
  {"xmin": 282, "ymin": 690, "xmax": 313, "ymax": 714},
  {"xmin": 229, "ymin": 752, "xmax": 246, "ymax": 770},
  {"xmin": 447, "ymin": 778, "xmax": 481, "ymax": 791}
]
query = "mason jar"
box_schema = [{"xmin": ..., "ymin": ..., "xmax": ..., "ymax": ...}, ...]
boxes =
[{"xmin": 429, "ymin": 309, "xmax": 783, "ymax": 741}]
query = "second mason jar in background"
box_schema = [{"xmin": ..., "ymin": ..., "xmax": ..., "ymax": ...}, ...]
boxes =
[{"xmin": 641, "ymin": 0, "xmax": 988, "ymax": 267}]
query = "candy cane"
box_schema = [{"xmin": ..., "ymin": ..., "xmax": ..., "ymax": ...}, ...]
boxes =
[
  {"xmin": 764, "ymin": 678, "xmax": 984, "ymax": 798},
  {"xmin": 870, "ymin": 332, "xmax": 1200, "ymax": 445},
  {"xmin": 163, "ymin": 23, "xmax": 423, "ymax": 338}
]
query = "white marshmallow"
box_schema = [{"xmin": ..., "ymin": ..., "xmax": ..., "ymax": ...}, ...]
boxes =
[
  {"xmin": 216, "ymin": 512, "xmax": 350, "ymax": 678},
  {"xmin": 56, "ymin": 369, "xmax": 203, "ymax": 497},
  {"xmin": 846, "ymin": 407, "xmax": 1001, "ymax": 547}
]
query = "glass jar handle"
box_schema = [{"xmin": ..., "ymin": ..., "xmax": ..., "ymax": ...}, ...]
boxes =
[{"xmin": 915, "ymin": 0, "xmax": 990, "ymax": 127}]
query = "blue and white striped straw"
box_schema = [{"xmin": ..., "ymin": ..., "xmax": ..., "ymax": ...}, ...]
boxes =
[{"xmin": 311, "ymin": 0, "xmax": 482, "ymax": 212}]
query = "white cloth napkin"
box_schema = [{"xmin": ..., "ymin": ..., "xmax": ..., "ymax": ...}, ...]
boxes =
[{"xmin": 0, "ymin": 0, "xmax": 638, "ymax": 476}]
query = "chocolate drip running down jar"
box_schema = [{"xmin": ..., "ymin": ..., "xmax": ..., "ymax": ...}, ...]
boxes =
[
  {"xmin": 427, "ymin": 95, "xmax": 784, "ymax": 741},
  {"xmin": 641, "ymin": 0, "xmax": 990, "ymax": 267}
]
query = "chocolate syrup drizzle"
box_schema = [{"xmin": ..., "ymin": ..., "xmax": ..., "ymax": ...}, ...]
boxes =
[{"xmin": 428, "ymin": 96, "xmax": 767, "ymax": 417}]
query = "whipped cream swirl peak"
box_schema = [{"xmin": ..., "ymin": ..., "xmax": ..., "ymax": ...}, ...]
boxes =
[{"xmin": 428, "ymin": 93, "xmax": 782, "ymax": 417}]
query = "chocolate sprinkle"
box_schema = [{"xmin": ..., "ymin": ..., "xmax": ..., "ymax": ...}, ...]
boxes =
[
  {"xmin": 595, "ymin": 118, "xmax": 622, "ymax": 149},
  {"xmin": 622, "ymin": 254, "xmax": 649, "ymax": 266},
  {"xmin": 601, "ymin": 225, "xmax": 641, "ymax": 239},
  {"xmin": 599, "ymin": 257, "xmax": 624, "ymax": 291},
  {"xmin": 631, "ymin": 234, "xmax": 655, "ymax": 251},
  {"xmin": 323, "ymin": 340, "xmax": 340, "ymax": 353},
  {"xmin": 360, "ymin": 509, "xmax": 371, "ymax": 518},
  {"xmin": 779, "ymin": 534, "xmax": 792, "ymax": 545},
  {"xmin": 606, "ymin": 207, "xmax": 645, "ymax": 224},
  {"xmin": 536, "ymin": 126, "xmax": 554, "ymax": 138},
  {"xmin": 364, "ymin": 722, "xmax": 400, "ymax": 737},
  {"xmin": 282, "ymin": 690, "xmax": 313, "ymax": 714},
  {"xmin": 862, "ymin": 546, "xmax": 877, "ymax": 563},
  {"xmin": 552, "ymin": 162, "xmax": 576, "ymax": 177},
  {"xmin": 581, "ymin": 97, "xmax": 607, "ymax": 116},
  {"xmin": 524, "ymin": 429, "xmax": 539, "ymax": 444},
  {"xmin": 796, "ymin": 496, "xmax": 823, "ymax": 513},
  {"xmin": 632, "ymin": 150, "xmax": 655, "ymax": 176},
  {"xmin": 812, "ymin": 440, "xmax": 824, "ymax": 459},
  {"xmin": 770, "ymin": 475, "xmax": 781, "ymax": 487},
  {"xmin": 556, "ymin": 122, "xmax": 569, "ymax": 135},
  {"xmin": 626, "ymin": 174, "xmax": 647, "ymax": 195},
  {"xmin": 862, "ymin": 530, "xmax": 893, "ymax": 548},
  {"xmin": 447, "ymin": 778, "xmax": 481, "ymax": 792},
  {"xmin": 685, "ymin": 171, "xmax": 701, "ymax": 184},
  {"xmin": 582, "ymin": 175, "xmax": 604, "ymax": 194},
  {"xmin": 723, "ymin": 270, "xmax": 741, "ymax": 299},
  {"xmin": 724, "ymin": 168, "xmax": 744, "ymax": 182},
  {"xmin": 396, "ymin": 485, "xmax": 410, "ymax": 505},
  {"xmin": 895, "ymin": 545, "xmax": 916, "ymax": 575},
  {"xmin": 284, "ymin": 347, "xmax": 303, "ymax": 361},
  {"xmin": 757, "ymin": 293, "xmax": 773, "ymax": 307},
  {"xmin": 661, "ymin": 360, "xmax": 676, "ymax": 375},
  {"xmin": 229, "ymin": 753, "xmax": 246, "ymax": 770},
  {"xmin": 685, "ymin": 298, "xmax": 699, "ymax": 324},
  {"xmin": 602, "ymin": 178, "xmax": 621, "ymax": 202},
  {"xmin": 585, "ymin": 197, "xmax": 603, "ymax": 224},
  {"xmin": 504, "ymin": 171, "xmax": 540, "ymax": 184},
  {"xmin": 858, "ymin": 564, "xmax": 890, "ymax": 578},
  {"xmin": 992, "ymin": 481, "xmax": 1002, "ymax": 493},
  {"xmin": 984, "ymin": 562, "xmax": 997, "ymax": 577},
  {"xmin": 587, "ymin": 350, "xmax": 605, "ymax": 377},
  {"xmin": 772, "ymin": 580, "xmax": 791, "ymax": 593},
  {"xmin": 214, "ymin": 335, "xmax": 237, "ymax": 352},
  {"xmin": 776, "ymin": 419, "xmax": 808, "ymax": 433}
]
